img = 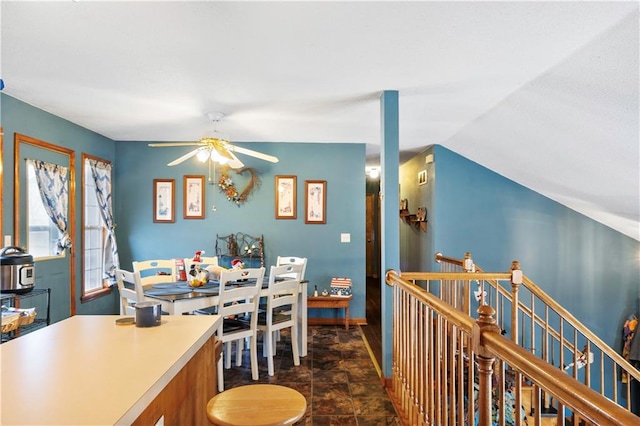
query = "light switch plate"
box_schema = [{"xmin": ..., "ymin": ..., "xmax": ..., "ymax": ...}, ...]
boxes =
[
  {"xmin": 340, "ymin": 233, "xmax": 350, "ymax": 243},
  {"xmin": 4, "ymin": 235, "xmax": 11, "ymax": 247}
]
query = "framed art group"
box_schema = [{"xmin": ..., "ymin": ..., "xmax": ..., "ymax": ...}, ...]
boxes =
[
  {"xmin": 275, "ymin": 176, "xmax": 326, "ymax": 224},
  {"xmin": 153, "ymin": 174, "xmax": 329, "ymax": 224},
  {"xmin": 153, "ymin": 175, "xmax": 205, "ymax": 223}
]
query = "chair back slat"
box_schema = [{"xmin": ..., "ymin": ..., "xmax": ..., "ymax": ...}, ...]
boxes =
[
  {"xmin": 185, "ymin": 256, "xmax": 219, "ymax": 270},
  {"xmin": 132, "ymin": 259, "xmax": 176, "ymax": 286},
  {"xmin": 275, "ymin": 256, "xmax": 307, "ymax": 281},
  {"xmin": 265, "ymin": 264, "xmax": 302, "ymax": 323},
  {"xmin": 217, "ymin": 267, "xmax": 265, "ymax": 321}
]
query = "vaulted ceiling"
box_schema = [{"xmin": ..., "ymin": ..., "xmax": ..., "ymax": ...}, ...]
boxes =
[{"xmin": 1, "ymin": 1, "xmax": 638, "ymax": 240}]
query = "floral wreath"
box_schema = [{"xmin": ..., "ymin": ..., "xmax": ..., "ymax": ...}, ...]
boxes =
[{"xmin": 217, "ymin": 166, "xmax": 260, "ymax": 206}]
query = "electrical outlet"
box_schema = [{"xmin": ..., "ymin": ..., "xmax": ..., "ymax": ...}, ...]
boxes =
[
  {"xmin": 4, "ymin": 235, "xmax": 11, "ymax": 247},
  {"xmin": 340, "ymin": 233, "xmax": 350, "ymax": 243}
]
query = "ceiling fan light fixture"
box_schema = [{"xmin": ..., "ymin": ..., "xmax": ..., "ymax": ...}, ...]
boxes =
[
  {"xmin": 196, "ymin": 149, "xmax": 210, "ymax": 162},
  {"xmin": 210, "ymin": 149, "xmax": 229, "ymax": 165}
]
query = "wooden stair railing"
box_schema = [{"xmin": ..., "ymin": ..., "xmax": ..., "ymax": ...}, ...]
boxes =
[
  {"xmin": 415, "ymin": 252, "xmax": 640, "ymax": 415},
  {"xmin": 385, "ymin": 270, "xmax": 639, "ymax": 426}
]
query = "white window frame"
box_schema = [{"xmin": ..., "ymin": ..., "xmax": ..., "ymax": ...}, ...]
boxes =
[
  {"xmin": 81, "ymin": 156, "xmax": 111, "ymax": 300},
  {"xmin": 26, "ymin": 162, "xmax": 65, "ymax": 260}
]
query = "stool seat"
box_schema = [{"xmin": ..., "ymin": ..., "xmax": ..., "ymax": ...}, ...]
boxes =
[{"xmin": 206, "ymin": 384, "xmax": 306, "ymax": 426}]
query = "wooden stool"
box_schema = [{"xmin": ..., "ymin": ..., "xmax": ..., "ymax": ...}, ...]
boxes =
[{"xmin": 206, "ymin": 384, "xmax": 306, "ymax": 426}]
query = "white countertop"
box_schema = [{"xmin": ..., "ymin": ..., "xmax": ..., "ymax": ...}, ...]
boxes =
[{"xmin": 0, "ymin": 314, "xmax": 221, "ymax": 426}]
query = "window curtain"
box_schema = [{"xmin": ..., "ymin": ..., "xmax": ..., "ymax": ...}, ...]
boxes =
[
  {"xmin": 29, "ymin": 159, "xmax": 72, "ymax": 255},
  {"xmin": 88, "ymin": 159, "xmax": 120, "ymax": 282}
]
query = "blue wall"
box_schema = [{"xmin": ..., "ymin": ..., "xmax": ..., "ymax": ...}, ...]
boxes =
[
  {"xmin": 114, "ymin": 141, "xmax": 367, "ymax": 319},
  {"xmin": 1, "ymin": 94, "xmax": 117, "ymax": 321},
  {"xmin": 4, "ymin": 92, "xmax": 638, "ymax": 355},
  {"xmin": 430, "ymin": 144, "xmax": 639, "ymax": 350},
  {"xmin": 398, "ymin": 144, "xmax": 639, "ymax": 401},
  {"xmin": 2, "ymin": 94, "xmax": 367, "ymax": 322}
]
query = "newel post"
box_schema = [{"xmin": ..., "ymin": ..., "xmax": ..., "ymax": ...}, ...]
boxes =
[
  {"xmin": 463, "ymin": 252, "xmax": 475, "ymax": 272},
  {"xmin": 473, "ymin": 305, "xmax": 501, "ymax": 426},
  {"xmin": 510, "ymin": 261, "xmax": 523, "ymax": 343}
]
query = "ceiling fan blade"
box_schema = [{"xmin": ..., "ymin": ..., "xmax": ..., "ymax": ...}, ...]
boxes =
[
  {"xmin": 167, "ymin": 148, "xmax": 202, "ymax": 166},
  {"xmin": 225, "ymin": 151, "xmax": 245, "ymax": 169},
  {"xmin": 149, "ymin": 142, "xmax": 202, "ymax": 147},
  {"xmin": 228, "ymin": 145, "xmax": 279, "ymax": 163}
]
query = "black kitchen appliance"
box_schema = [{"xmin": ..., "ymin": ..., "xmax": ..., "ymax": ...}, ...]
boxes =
[{"xmin": 0, "ymin": 246, "xmax": 35, "ymax": 294}]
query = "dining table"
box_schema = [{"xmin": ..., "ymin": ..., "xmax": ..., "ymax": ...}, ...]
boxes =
[{"xmin": 141, "ymin": 278, "xmax": 308, "ymax": 357}]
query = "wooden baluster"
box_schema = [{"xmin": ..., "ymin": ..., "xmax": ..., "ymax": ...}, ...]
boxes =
[{"xmin": 511, "ymin": 260, "xmax": 522, "ymax": 344}]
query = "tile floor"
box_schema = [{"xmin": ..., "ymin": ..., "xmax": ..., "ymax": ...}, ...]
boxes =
[{"xmin": 221, "ymin": 325, "xmax": 401, "ymax": 425}]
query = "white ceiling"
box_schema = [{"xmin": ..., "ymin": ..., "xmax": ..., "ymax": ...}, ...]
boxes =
[{"xmin": 1, "ymin": 1, "xmax": 638, "ymax": 240}]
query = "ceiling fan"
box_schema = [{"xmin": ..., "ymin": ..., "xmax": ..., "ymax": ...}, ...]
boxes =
[{"xmin": 148, "ymin": 113, "xmax": 279, "ymax": 169}]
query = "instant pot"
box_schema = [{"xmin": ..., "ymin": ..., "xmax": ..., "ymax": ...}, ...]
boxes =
[{"xmin": 0, "ymin": 246, "xmax": 35, "ymax": 294}]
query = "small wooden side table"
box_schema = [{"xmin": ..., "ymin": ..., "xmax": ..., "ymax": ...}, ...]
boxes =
[
  {"xmin": 206, "ymin": 384, "xmax": 306, "ymax": 426},
  {"xmin": 307, "ymin": 295, "xmax": 353, "ymax": 329}
]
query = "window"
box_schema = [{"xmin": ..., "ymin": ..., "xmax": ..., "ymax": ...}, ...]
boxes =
[
  {"xmin": 27, "ymin": 163, "xmax": 63, "ymax": 258},
  {"xmin": 83, "ymin": 159, "xmax": 109, "ymax": 295}
]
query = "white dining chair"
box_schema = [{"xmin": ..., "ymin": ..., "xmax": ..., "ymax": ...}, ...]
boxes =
[
  {"xmin": 258, "ymin": 264, "xmax": 303, "ymax": 376},
  {"xmin": 216, "ymin": 267, "xmax": 265, "ymax": 392},
  {"xmin": 272, "ymin": 256, "xmax": 307, "ymax": 331},
  {"xmin": 184, "ymin": 256, "xmax": 219, "ymax": 270},
  {"xmin": 132, "ymin": 259, "xmax": 177, "ymax": 286},
  {"xmin": 114, "ymin": 268, "xmax": 144, "ymax": 315},
  {"xmin": 275, "ymin": 256, "xmax": 307, "ymax": 281}
]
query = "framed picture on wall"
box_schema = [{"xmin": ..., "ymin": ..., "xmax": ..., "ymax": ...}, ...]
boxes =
[
  {"xmin": 275, "ymin": 175, "xmax": 297, "ymax": 219},
  {"xmin": 418, "ymin": 170, "xmax": 427, "ymax": 185},
  {"xmin": 153, "ymin": 178, "xmax": 175, "ymax": 223},
  {"xmin": 305, "ymin": 180, "xmax": 326, "ymax": 224},
  {"xmin": 183, "ymin": 175, "xmax": 205, "ymax": 219}
]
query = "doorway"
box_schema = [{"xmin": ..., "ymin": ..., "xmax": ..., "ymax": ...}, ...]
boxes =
[{"xmin": 362, "ymin": 187, "xmax": 382, "ymax": 369}]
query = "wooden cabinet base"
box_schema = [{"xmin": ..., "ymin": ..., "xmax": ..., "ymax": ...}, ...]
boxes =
[{"xmin": 133, "ymin": 337, "xmax": 222, "ymax": 426}]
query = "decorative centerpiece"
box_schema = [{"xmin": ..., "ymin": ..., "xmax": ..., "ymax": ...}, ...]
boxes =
[
  {"xmin": 188, "ymin": 250, "xmax": 208, "ymax": 287},
  {"xmin": 231, "ymin": 258, "xmax": 247, "ymax": 281},
  {"xmin": 188, "ymin": 268, "xmax": 207, "ymax": 288},
  {"xmin": 231, "ymin": 258, "xmax": 245, "ymax": 270},
  {"xmin": 188, "ymin": 250, "xmax": 227, "ymax": 285}
]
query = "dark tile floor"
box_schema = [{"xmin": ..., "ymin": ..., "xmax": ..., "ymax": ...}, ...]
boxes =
[{"xmin": 222, "ymin": 325, "xmax": 400, "ymax": 425}]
